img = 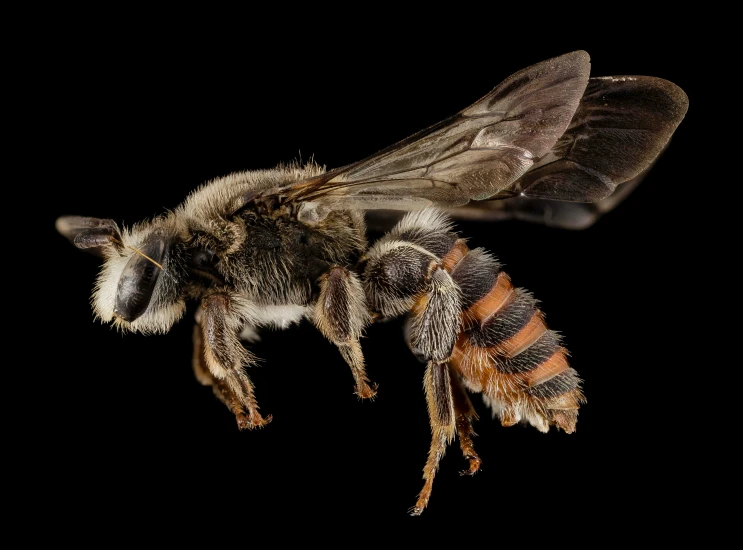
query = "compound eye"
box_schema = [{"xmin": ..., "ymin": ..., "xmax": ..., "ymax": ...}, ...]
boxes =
[{"xmin": 114, "ymin": 237, "xmax": 168, "ymax": 322}]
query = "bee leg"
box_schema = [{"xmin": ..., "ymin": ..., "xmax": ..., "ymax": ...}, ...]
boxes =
[
  {"xmin": 407, "ymin": 265, "xmax": 462, "ymax": 515},
  {"xmin": 192, "ymin": 316, "xmax": 248, "ymax": 418},
  {"xmin": 196, "ymin": 294, "xmax": 272, "ymax": 430},
  {"xmin": 409, "ymin": 360, "xmax": 456, "ymax": 516},
  {"xmin": 450, "ymin": 367, "xmax": 481, "ymax": 476},
  {"xmin": 314, "ymin": 266, "xmax": 376, "ymax": 399},
  {"xmin": 362, "ymin": 228, "xmax": 467, "ymax": 513},
  {"xmin": 192, "ymin": 314, "xmax": 212, "ymax": 386}
]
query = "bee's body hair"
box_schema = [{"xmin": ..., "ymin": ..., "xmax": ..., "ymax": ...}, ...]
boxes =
[{"xmin": 56, "ymin": 50, "xmax": 687, "ymax": 515}]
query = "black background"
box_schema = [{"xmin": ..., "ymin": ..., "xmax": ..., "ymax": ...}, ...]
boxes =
[{"xmin": 32, "ymin": 18, "xmax": 706, "ymax": 531}]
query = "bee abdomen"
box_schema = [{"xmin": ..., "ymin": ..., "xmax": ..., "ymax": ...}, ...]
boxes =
[
  {"xmin": 443, "ymin": 242, "xmax": 584, "ymax": 434},
  {"xmin": 465, "ymin": 288, "xmax": 541, "ymax": 352},
  {"xmin": 364, "ymin": 210, "xmax": 584, "ymax": 432}
]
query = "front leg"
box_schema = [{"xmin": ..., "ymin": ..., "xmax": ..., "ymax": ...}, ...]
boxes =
[
  {"xmin": 192, "ymin": 292, "xmax": 271, "ymax": 430},
  {"xmin": 314, "ymin": 266, "xmax": 376, "ymax": 399}
]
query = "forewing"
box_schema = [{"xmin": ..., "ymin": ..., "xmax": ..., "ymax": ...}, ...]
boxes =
[
  {"xmin": 366, "ymin": 73, "xmax": 689, "ymax": 230},
  {"xmin": 436, "ymin": 75, "xmax": 689, "ymax": 229},
  {"xmin": 505, "ymin": 74, "xmax": 689, "ymax": 202},
  {"xmin": 280, "ymin": 50, "xmax": 591, "ymax": 219}
]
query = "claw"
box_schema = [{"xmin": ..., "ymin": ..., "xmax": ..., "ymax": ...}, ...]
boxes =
[
  {"xmin": 408, "ymin": 496, "xmax": 429, "ymax": 516},
  {"xmin": 236, "ymin": 412, "xmax": 273, "ymax": 430},
  {"xmin": 408, "ymin": 505, "xmax": 424, "ymax": 517},
  {"xmin": 355, "ymin": 382, "xmax": 378, "ymax": 400},
  {"xmin": 458, "ymin": 454, "xmax": 482, "ymax": 476}
]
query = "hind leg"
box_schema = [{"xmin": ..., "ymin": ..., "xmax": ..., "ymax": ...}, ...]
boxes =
[
  {"xmin": 450, "ymin": 369, "xmax": 481, "ymax": 476},
  {"xmin": 409, "ymin": 360, "xmax": 455, "ymax": 516},
  {"xmin": 362, "ymin": 211, "xmax": 483, "ymax": 514}
]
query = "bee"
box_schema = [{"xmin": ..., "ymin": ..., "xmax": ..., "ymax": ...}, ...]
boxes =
[{"xmin": 55, "ymin": 50, "xmax": 688, "ymax": 515}]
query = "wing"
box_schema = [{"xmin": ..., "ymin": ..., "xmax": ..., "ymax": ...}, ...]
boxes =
[
  {"xmin": 439, "ymin": 154, "xmax": 656, "ymax": 230},
  {"xmin": 444, "ymin": 171, "xmax": 648, "ymax": 230},
  {"xmin": 363, "ymin": 173, "xmax": 647, "ymax": 232},
  {"xmin": 438, "ymin": 73, "xmax": 689, "ymax": 229},
  {"xmin": 252, "ymin": 50, "xmax": 688, "ymax": 226},
  {"xmin": 275, "ymin": 50, "xmax": 592, "ymax": 222}
]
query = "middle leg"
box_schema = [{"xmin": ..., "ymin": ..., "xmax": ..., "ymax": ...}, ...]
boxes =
[{"xmin": 313, "ymin": 266, "xmax": 376, "ymax": 399}]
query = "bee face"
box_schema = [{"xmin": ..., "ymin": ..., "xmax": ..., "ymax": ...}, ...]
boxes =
[{"xmin": 93, "ymin": 217, "xmax": 189, "ymax": 335}]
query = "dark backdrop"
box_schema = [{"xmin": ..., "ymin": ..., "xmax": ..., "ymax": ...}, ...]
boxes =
[{"xmin": 36, "ymin": 26, "xmax": 703, "ymax": 530}]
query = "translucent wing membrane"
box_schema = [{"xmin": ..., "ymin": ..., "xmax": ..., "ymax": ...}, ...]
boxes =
[
  {"xmin": 280, "ymin": 51, "xmax": 592, "ymax": 217},
  {"xmin": 323, "ymin": 50, "xmax": 591, "ymax": 196},
  {"xmin": 505, "ymin": 74, "xmax": 689, "ymax": 202},
  {"xmin": 270, "ymin": 50, "xmax": 687, "ymax": 228},
  {"xmin": 445, "ymin": 172, "xmax": 647, "ymax": 230},
  {"xmin": 438, "ymin": 76, "xmax": 689, "ymax": 228},
  {"xmin": 439, "ymin": 153, "xmax": 657, "ymax": 230},
  {"xmin": 363, "ymin": 173, "xmax": 648, "ymax": 233}
]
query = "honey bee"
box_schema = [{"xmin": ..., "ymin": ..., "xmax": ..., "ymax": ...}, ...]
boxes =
[{"xmin": 55, "ymin": 50, "xmax": 688, "ymax": 515}]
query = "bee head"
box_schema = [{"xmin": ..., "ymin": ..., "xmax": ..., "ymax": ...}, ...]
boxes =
[
  {"xmin": 103, "ymin": 219, "xmax": 190, "ymax": 334},
  {"xmin": 57, "ymin": 215, "xmax": 189, "ymax": 334}
]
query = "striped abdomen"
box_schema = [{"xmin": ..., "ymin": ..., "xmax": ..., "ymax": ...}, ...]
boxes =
[
  {"xmin": 444, "ymin": 240, "xmax": 584, "ymax": 433},
  {"xmin": 362, "ymin": 209, "xmax": 585, "ymax": 433}
]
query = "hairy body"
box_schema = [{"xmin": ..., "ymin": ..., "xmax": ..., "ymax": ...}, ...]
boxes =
[{"xmin": 56, "ymin": 50, "xmax": 687, "ymax": 514}]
